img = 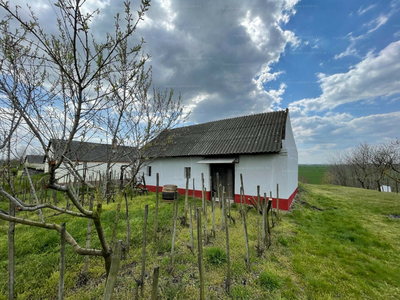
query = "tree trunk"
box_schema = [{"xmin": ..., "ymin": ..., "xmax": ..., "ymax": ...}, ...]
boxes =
[
  {"xmin": 58, "ymin": 223, "xmax": 66, "ymax": 300},
  {"xmin": 83, "ymin": 196, "xmax": 94, "ymax": 274},
  {"xmin": 103, "ymin": 240, "xmax": 122, "ymax": 300}
]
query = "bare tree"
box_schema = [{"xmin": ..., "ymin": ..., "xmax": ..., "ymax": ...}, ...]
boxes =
[
  {"xmin": 0, "ymin": 0, "xmax": 186, "ymax": 278},
  {"xmin": 328, "ymin": 140, "xmax": 400, "ymax": 190}
]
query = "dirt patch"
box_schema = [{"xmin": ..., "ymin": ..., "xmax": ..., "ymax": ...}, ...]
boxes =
[
  {"xmin": 298, "ymin": 200, "xmax": 324, "ymax": 211},
  {"xmin": 388, "ymin": 215, "xmax": 400, "ymax": 219}
]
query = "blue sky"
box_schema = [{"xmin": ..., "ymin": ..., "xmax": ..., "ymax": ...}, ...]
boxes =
[{"xmin": 2, "ymin": 0, "xmax": 400, "ymax": 163}]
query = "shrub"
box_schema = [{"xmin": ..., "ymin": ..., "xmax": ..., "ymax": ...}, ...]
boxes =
[
  {"xmin": 204, "ymin": 247, "xmax": 226, "ymax": 266},
  {"xmin": 258, "ymin": 271, "xmax": 282, "ymax": 291}
]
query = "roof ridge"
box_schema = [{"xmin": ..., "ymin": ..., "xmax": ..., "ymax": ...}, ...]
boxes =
[{"xmin": 167, "ymin": 109, "xmax": 288, "ymax": 133}]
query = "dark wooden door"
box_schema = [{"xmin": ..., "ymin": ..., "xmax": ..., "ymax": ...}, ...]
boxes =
[{"xmin": 211, "ymin": 164, "xmax": 234, "ymax": 200}]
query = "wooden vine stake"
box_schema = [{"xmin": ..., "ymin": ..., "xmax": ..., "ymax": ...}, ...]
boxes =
[
  {"xmin": 170, "ymin": 193, "xmax": 179, "ymax": 271},
  {"xmin": 184, "ymin": 173, "xmax": 189, "ymax": 224},
  {"xmin": 211, "ymin": 192, "xmax": 216, "ymax": 237},
  {"xmin": 220, "ymin": 183, "xmax": 224, "ymax": 230},
  {"xmin": 270, "ymin": 191, "xmax": 275, "ymax": 228},
  {"xmin": 223, "ymin": 190, "xmax": 231, "ymax": 295},
  {"xmin": 262, "ymin": 194, "xmax": 267, "ymax": 248},
  {"xmin": 201, "ymin": 173, "xmax": 205, "ymax": 212},
  {"xmin": 197, "ymin": 208, "xmax": 205, "ymax": 300},
  {"xmin": 151, "ymin": 266, "xmax": 160, "ymax": 300},
  {"xmin": 203, "ymin": 187, "xmax": 208, "ymax": 243},
  {"xmin": 58, "ymin": 223, "xmax": 66, "ymax": 300},
  {"xmin": 240, "ymin": 187, "xmax": 250, "ymax": 271},
  {"xmin": 193, "ymin": 178, "xmax": 196, "ymax": 210},
  {"xmin": 103, "ymin": 240, "xmax": 122, "ymax": 300},
  {"xmin": 188, "ymin": 201, "xmax": 194, "ymax": 253},
  {"xmin": 276, "ymin": 183, "xmax": 280, "ymax": 222},
  {"xmin": 153, "ymin": 173, "xmax": 159, "ymax": 241},
  {"xmin": 256, "ymin": 186, "xmax": 262, "ymax": 255},
  {"xmin": 138, "ymin": 204, "xmax": 149, "ymax": 298},
  {"xmin": 124, "ymin": 192, "xmax": 131, "ymax": 254}
]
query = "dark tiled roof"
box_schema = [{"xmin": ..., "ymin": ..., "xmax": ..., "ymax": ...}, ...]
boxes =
[
  {"xmin": 49, "ymin": 139, "xmax": 136, "ymax": 163},
  {"xmin": 26, "ymin": 155, "xmax": 45, "ymax": 164},
  {"xmin": 146, "ymin": 109, "xmax": 288, "ymax": 157}
]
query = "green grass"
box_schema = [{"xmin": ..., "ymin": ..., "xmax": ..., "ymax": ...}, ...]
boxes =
[
  {"xmin": 299, "ymin": 164, "xmax": 330, "ymax": 184},
  {"xmin": 1, "ymin": 183, "xmax": 400, "ymax": 299}
]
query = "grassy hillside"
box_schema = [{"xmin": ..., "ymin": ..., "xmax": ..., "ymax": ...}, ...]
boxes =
[
  {"xmin": 298, "ymin": 165, "xmax": 330, "ymax": 184},
  {"xmin": 0, "ymin": 184, "xmax": 399, "ymax": 299}
]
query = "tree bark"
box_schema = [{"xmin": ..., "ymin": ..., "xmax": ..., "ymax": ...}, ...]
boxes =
[
  {"xmin": 58, "ymin": 223, "xmax": 66, "ymax": 300},
  {"xmin": 103, "ymin": 240, "xmax": 122, "ymax": 300}
]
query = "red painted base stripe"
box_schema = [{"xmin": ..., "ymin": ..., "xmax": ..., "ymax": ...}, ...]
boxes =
[{"xmin": 146, "ymin": 185, "xmax": 298, "ymax": 211}]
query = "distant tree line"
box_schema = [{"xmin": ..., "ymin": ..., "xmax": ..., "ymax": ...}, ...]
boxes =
[{"xmin": 325, "ymin": 139, "xmax": 400, "ymax": 192}]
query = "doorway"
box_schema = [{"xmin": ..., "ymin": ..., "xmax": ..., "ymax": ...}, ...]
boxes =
[{"xmin": 210, "ymin": 164, "xmax": 234, "ymax": 200}]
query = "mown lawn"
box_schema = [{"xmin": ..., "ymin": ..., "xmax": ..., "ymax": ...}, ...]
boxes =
[{"xmin": 0, "ymin": 183, "xmax": 399, "ymax": 299}]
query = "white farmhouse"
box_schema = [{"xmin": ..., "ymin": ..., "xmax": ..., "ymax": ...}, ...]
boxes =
[
  {"xmin": 143, "ymin": 109, "xmax": 298, "ymax": 210},
  {"xmin": 45, "ymin": 139, "xmax": 136, "ymax": 184}
]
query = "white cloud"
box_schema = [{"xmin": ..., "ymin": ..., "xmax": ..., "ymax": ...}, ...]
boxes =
[
  {"xmin": 291, "ymin": 40, "xmax": 400, "ymax": 112},
  {"xmin": 366, "ymin": 14, "xmax": 390, "ymax": 33},
  {"xmin": 357, "ymin": 4, "xmax": 377, "ymax": 15},
  {"xmin": 292, "ymin": 111, "xmax": 400, "ymax": 163}
]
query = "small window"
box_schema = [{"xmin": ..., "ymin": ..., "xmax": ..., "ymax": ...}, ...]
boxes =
[
  {"xmin": 184, "ymin": 167, "xmax": 191, "ymax": 179},
  {"xmin": 147, "ymin": 166, "xmax": 152, "ymax": 177}
]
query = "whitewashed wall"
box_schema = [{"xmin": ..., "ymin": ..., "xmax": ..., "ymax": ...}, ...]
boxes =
[
  {"xmin": 238, "ymin": 112, "xmax": 298, "ymax": 200},
  {"xmin": 142, "ymin": 156, "xmax": 210, "ymax": 190},
  {"xmin": 45, "ymin": 161, "xmax": 132, "ymax": 183}
]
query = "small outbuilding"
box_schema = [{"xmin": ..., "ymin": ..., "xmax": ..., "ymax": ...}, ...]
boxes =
[
  {"xmin": 45, "ymin": 139, "xmax": 136, "ymax": 183},
  {"xmin": 142, "ymin": 109, "xmax": 298, "ymax": 210},
  {"xmin": 24, "ymin": 155, "xmax": 45, "ymax": 171}
]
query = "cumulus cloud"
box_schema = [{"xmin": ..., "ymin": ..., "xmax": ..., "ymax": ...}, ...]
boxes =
[
  {"xmin": 290, "ymin": 40, "xmax": 400, "ymax": 112},
  {"xmin": 292, "ymin": 111, "xmax": 400, "ymax": 163}
]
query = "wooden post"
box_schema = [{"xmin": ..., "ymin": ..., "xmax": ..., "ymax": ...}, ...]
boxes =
[
  {"xmin": 58, "ymin": 223, "xmax": 66, "ymax": 300},
  {"xmin": 220, "ymin": 185, "xmax": 225, "ymax": 230},
  {"xmin": 262, "ymin": 194, "xmax": 267, "ymax": 248},
  {"xmin": 125, "ymin": 192, "xmax": 131, "ymax": 254},
  {"xmin": 110, "ymin": 194, "xmax": 123, "ymax": 249},
  {"xmin": 103, "ymin": 240, "xmax": 122, "ymax": 300},
  {"xmin": 189, "ymin": 201, "xmax": 194, "ymax": 253},
  {"xmin": 276, "ymin": 183, "xmax": 280, "ymax": 222},
  {"xmin": 84, "ymin": 195, "xmax": 93, "ymax": 274},
  {"xmin": 151, "ymin": 266, "xmax": 160, "ymax": 300},
  {"xmin": 240, "ymin": 187, "xmax": 250, "ymax": 271},
  {"xmin": 140, "ymin": 204, "xmax": 149, "ymax": 297},
  {"xmin": 201, "ymin": 173, "xmax": 205, "ymax": 212},
  {"xmin": 170, "ymin": 193, "xmax": 179, "ymax": 270},
  {"xmin": 216, "ymin": 173, "xmax": 221, "ymax": 208},
  {"xmin": 211, "ymin": 192, "xmax": 216, "ymax": 237},
  {"xmin": 184, "ymin": 175, "xmax": 189, "ymax": 224},
  {"xmin": 53, "ymin": 189, "xmax": 57, "ymax": 205},
  {"xmin": 203, "ymin": 187, "xmax": 208, "ymax": 243},
  {"xmin": 223, "ymin": 190, "xmax": 231, "ymax": 295},
  {"xmin": 270, "ymin": 191, "xmax": 274, "ymax": 227},
  {"xmin": 193, "ymin": 178, "xmax": 196, "ymax": 210},
  {"xmin": 153, "ymin": 173, "xmax": 159, "ymax": 241},
  {"xmin": 197, "ymin": 208, "xmax": 205, "ymax": 300},
  {"xmin": 257, "ymin": 186, "xmax": 261, "ymax": 252}
]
